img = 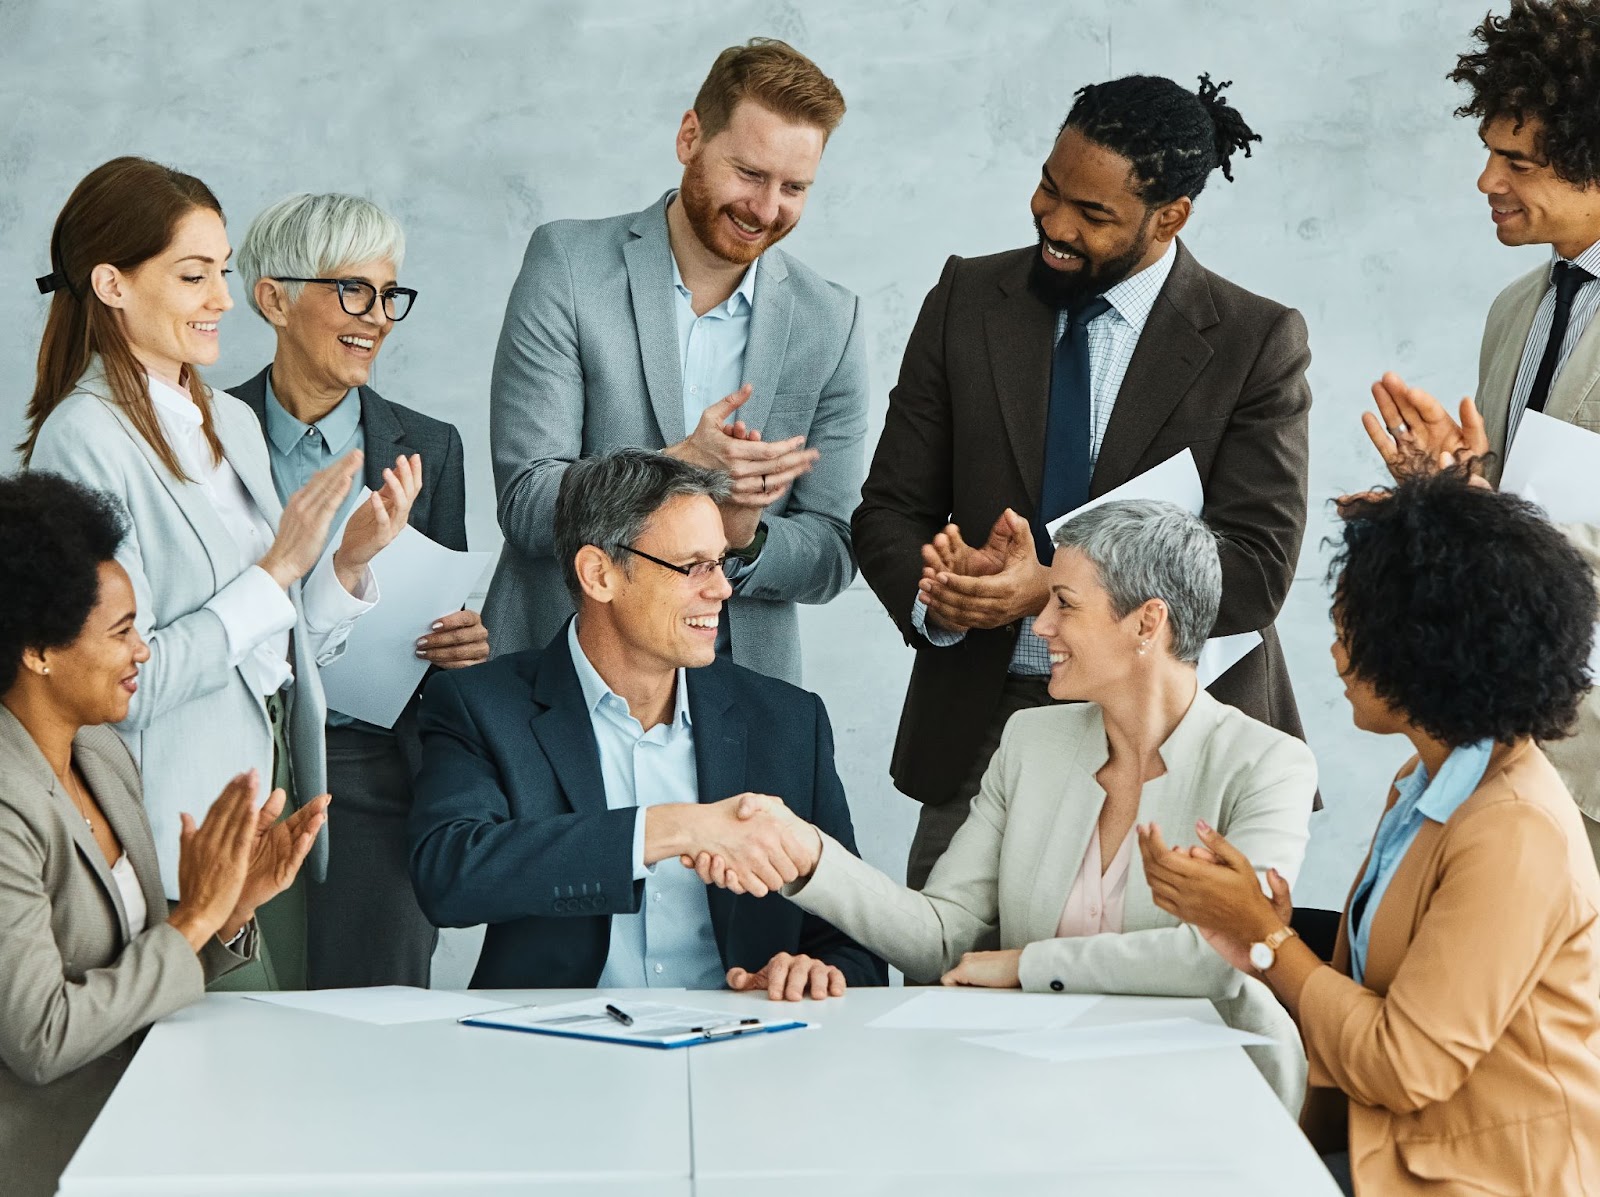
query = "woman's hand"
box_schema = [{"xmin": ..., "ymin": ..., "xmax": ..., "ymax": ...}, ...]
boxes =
[
  {"xmin": 168, "ymin": 772, "xmax": 261, "ymax": 952},
  {"xmin": 415, "ymin": 608, "xmax": 490, "ymax": 669},
  {"xmin": 258, "ymin": 452, "xmax": 363, "ymax": 589},
  {"xmin": 940, "ymin": 948, "xmax": 1023, "ymax": 988},
  {"xmin": 214, "ymin": 789, "xmax": 331, "ymax": 944},
  {"xmin": 1361, "ymin": 372, "xmax": 1491, "ymax": 484},
  {"xmin": 680, "ymin": 793, "xmax": 822, "ymax": 893},
  {"xmin": 1138, "ymin": 820, "xmax": 1292, "ymax": 975},
  {"xmin": 332, "ymin": 453, "xmax": 422, "ymax": 593}
]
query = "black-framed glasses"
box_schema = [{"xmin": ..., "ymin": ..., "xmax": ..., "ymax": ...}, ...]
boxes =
[
  {"xmin": 274, "ymin": 277, "xmax": 418, "ymax": 321},
  {"xmin": 615, "ymin": 544, "xmax": 728, "ymax": 580}
]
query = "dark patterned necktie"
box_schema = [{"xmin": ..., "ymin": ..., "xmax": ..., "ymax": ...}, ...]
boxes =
[{"xmin": 1035, "ymin": 295, "xmax": 1112, "ymax": 564}]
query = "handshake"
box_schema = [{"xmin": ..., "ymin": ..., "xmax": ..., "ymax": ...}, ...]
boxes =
[{"xmin": 648, "ymin": 793, "xmax": 823, "ymax": 898}]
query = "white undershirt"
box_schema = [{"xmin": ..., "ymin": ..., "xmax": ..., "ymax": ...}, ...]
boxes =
[{"xmin": 109, "ymin": 853, "xmax": 148, "ymax": 937}]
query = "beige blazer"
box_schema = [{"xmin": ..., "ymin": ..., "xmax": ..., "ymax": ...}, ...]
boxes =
[
  {"xmin": 0, "ymin": 707, "xmax": 251, "ymax": 1197},
  {"xmin": 1299, "ymin": 743, "xmax": 1600, "ymax": 1196},
  {"xmin": 1478, "ymin": 268, "xmax": 1600, "ymax": 823},
  {"xmin": 787, "ymin": 688, "xmax": 1316, "ymax": 1108}
]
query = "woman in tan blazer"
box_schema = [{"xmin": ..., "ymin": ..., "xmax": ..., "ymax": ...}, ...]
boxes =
[
  {"xmin": 1143, "ymin": 472, "xmax": 1600, "ymax": 1195},
  {"xmin": 0, "ymin": 473, "xmax": 328, "ymax": 1197},
  {"xmin": 689, "ymin": 500, "xmax": 1317, "ymax": 1107}
]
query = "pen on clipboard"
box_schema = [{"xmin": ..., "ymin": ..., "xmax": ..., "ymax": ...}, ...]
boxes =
[
  {"xmin": 604, "ymin": 1003, "xmax": 634, "ymax": 1027},
  {"xmin": 694, "ymin": 1018, "xmax": 762, "ymax": 1038}
]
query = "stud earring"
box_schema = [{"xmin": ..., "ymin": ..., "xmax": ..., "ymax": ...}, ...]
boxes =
[
  {"xmin": 1136, "ymin": 640, "xmax": 1149, "ymax": 656},
  {"xmin": 41, "ymin": 666, "xmax": 50, "ymax": 676}
]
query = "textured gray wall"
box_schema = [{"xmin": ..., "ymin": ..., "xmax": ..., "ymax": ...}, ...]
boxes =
[{"xmin": 0, "ymin": 1, "xmax": 1544, "ymax": 986}]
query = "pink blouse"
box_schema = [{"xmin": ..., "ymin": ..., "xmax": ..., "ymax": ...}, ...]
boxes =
[{"xmin": 1056, "ymin": 823, "xmax": 1135, "ymax": 938}]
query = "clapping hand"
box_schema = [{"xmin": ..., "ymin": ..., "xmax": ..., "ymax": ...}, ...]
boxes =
[
  {"xmin": 1362, "ymin": 372, "xmax": 1491, "ymax": 484},
  {"xmin": 680, "ymin": 793, "xmax": 822, "ymax": 896},
  {"xmin": 167, "ymin": 771, "xmax": 265, "ymax": 952},
  {"xmin": 215, "ymin": 788, "xmax": 330, "ymax": 945},
  {"xmin": 259, "ymin": 453, "xmax": 363, "ymax": 589},
  {"xmin": 917, "ymin": 508, "xmax": 1050, "ymax": 634},
  {"xmin": 727, "ymin": 951, "xmax": 846, "ymax": 1001},
  {"xmin": 332, "ymin": 453, "xmax": 424, "ymax": 593}
]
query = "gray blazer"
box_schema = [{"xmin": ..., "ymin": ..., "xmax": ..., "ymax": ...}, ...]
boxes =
[
  {"xmin": 786, "ymin": 689, "xmax": 1316, "ymax": 1110},
  {"xmin": 483, "ymin": 192, "xmax": 870, "ymax": 685},
  {"xmin": 29, "ymin": 362, "xmax": 349, "ymax": 893},
  {"xmin": 0, "ymin": 708, "xmax": 251, "ymax": 1197}
]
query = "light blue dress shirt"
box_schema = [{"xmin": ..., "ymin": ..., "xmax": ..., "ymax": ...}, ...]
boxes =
[
  {"xmin": 567, "ymin": 620, "xmax": 725, "ymax": 990},
  {"xmin": 262, "ymin": 373, "xmax": 368, "ymax": 728},
  {"xmin": 1347, "ymin": 739, "xmax": 1493, "ymax": 984}
]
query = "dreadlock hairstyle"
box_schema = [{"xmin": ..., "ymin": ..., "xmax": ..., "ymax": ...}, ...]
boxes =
[
  {"xmin": 1449, "ymin": 0, "xmax": 1600, "ymax": 188},
  {"xmin": 1062, "ymin": 74, "xmax": 1262, "ymax": 206}
]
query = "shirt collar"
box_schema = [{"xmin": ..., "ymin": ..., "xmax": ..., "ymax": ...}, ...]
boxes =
[
  {"xmin": 1393, "ymin": 739, "xmax": 1495, "ymax": 825},
  {"xmin": 666, "ymin": 195, "xmax": 759, "ymax": 316},
  {"xmin": 1555, "ymin": 236, "xmax": 1600, "ymax": 279},
  {"xmin": 146, "ymin": 371, "xmax": 202, "ymax": 428},
  {"xmin": 1100, "ymin": 240, "xmax": 1177, "ymax": 334},
  {"xmin": 567, "ymin": 619, "xmax": 693, "ymax": 730},
  {"xmin": 263, "ymin": 369, "xmax": 363, "ymax": 457}
]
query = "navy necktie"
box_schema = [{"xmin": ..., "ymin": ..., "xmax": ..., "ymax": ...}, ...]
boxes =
[
  {"xmin": 1036, "ymin": 295, "xmax": 1112, "ymax": 564},
  {"xmin": 1526, "ymin": 260, "xmax": 1595, "ymax": 414}
]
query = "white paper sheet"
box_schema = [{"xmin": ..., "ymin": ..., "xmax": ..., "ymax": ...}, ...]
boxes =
[
  {"xmin": 1502, "ymin": 410, "xmax": 1600, "ymax": 524},
  {"xmin": 461, "ymin": 997, "xmax": 805, "ymax": 1046},
  {"xmin": 866, "ymin": 990, "xmax": 1101, "ymax": 1031},
  {"xmin": 243, "ymin": 985, "xmax": 517, "ymax": 1026},
  {"xmin": 317, "ymin": 521, "xmax": 492, "ymax": 728},
  {"xmin": 1045, "ymin": 450, "xmax": 1263, "ymax": 682},
  {"xmin": 966, "ymin": 1017, "xmax": 1272, "ymax": 1063}
]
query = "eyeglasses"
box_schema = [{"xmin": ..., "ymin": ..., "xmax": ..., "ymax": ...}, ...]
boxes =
[
  {"xmin": 615, "ymin": 545, "xmax": 728, "ymax": 580},
  {"xmin": 273, "ymin": 277, "xmax": 418, "ymax": 321}
]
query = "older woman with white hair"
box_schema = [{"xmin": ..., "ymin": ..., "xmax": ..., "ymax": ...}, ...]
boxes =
[
  {"xmin": 693, "ymin": 500, "xmax": 1317, "ymax": 1107},
  {"xmin": 229, "ymin": 193, "xmax": 487, "ymax": 989}
]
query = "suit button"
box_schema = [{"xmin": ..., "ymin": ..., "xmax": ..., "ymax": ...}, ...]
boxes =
[
  {"xmin": 1050, "ymin": 980, "xmax": 1064, "ymax": 992},
  {"xmin": 553, "ymin": 899, "xmax": 566, "ymax": 913}
]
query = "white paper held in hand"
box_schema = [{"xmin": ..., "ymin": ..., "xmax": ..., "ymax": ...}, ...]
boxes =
[
  {"xmin": 1045, "ymin": 450, "xmax": 1262, "ymax": 686},
  {"xmin": 1501, "ymin": 410, "xmax": 1600, "ymax": 524},
  {"xmin": 318, "ymin": 509, "xmax": 492, "ymax": 728}
]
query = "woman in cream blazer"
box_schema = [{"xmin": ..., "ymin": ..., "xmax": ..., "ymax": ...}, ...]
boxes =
[
  {"xmin": 697, "ymin": 500, "xmax": 1317, "ymax": 1107},
  {"xmin": 0, "ymin": 472, "xmax": 326, "ymax": 1197},
  {"xmin": 1146, "ymin": 473, "xmax": 1600, "ymax": 1195}
]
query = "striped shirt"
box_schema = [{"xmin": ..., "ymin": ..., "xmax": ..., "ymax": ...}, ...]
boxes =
[
  {"xmin": 1507, "ymin": 238, "xmax": 1600, "ymax": 446},
  {"xmin": 913, "ymin": 243, "xmax": 1177, "ymax": 676}
]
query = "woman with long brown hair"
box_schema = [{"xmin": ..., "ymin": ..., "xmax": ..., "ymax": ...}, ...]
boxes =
[{"xmin": 24, "ymin": 157, "xmax": 423, "ymax": 989}]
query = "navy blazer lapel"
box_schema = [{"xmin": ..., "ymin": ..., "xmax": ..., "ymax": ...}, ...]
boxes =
[
  {"xmin": 688, "ymin": 665, "xmax": 745, "ymax": 950},
  {"xmin": 1090, "ymin": 242, "xmax": 1216, "ymax": 494},
  {"xmin": 737, "ymin": 253, "xmax": 792, "ymax": 432},
  {"xmin": 528, "ymin": 630, "xmax": 609, "ymax": 816},
  {"xmin": 984, "ymin": 259, "xmax": 1058, "ymax": 513},
  {"xmin": 624, "ymin": 196, "xmax": 687, "ymax": 446}
]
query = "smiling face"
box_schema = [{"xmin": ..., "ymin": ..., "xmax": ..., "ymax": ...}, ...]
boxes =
[
  {"xmin": 676, "ymin": 99, "xmax": 825, "ymax": 266},
  {"xmin": 1028, "ymin": 126, "xmax": 1186, "ymax": 308},
  {"xmin": 1030, "ymin": 546, "xmax": 1158, "ymax": 702},
  {"xmin": 34, "ymin": 562, "xmax": 149, "ymax": 727},
  {"xmin": 96, "ymin": 206, "xmax": 233, "ymax": 385},
  {"xmin": 265, "ymin": 257, "xmax": 398, "ymax": 393},
  {"xmin": 1478, "ymin": 115, "xmax": 1600, "ymax": 259},
  {"xmin": 1329, "ymin": 611, "xmax": 1406, "ymax": 737}
]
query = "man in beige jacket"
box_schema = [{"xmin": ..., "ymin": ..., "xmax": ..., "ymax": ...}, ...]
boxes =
[{"xmin": 1365, "ymin": 0, "xmax": 1600, "ymax": 863}]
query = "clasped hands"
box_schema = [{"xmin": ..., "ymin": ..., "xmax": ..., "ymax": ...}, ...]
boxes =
[
  {"xmin": 665, "ymin": 383, "xmax": 819, "ymax": 550},
  {"xmin": 917, "ymin": 507, "xmax": 1051, "ymax": 635}
]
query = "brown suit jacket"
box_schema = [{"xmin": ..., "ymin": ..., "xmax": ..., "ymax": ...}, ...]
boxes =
[
  {"xmin": 853, "ymin": 240, "xmax": 1311, "ymax": 805},
  {"xmin": 1298, "ymin": 743, "xmax": 1600, "ymax": 1195}
]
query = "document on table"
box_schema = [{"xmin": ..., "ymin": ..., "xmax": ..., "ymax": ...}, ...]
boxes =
[
  {"xmin": 966, "ymin": 1017, "xmax": 1272, "ymax": 1063},
  {"xmin": 242, "ymin": 986, "xmax": 517, "ymax": 1026},
  {"xmin": 461, "ymin": 997, "xmax": 807, "ymax": 1049},
  {"xmin": 1045, "ymin": 450, "xmax": 1263, "ymax": 683},
  {"xmin": 317, "ymin": 515, "xmax": 492, "ymax": 728},
  {"xmin": 867, "ymin": 990, "xmax": 1101, "ymax": 1031}
]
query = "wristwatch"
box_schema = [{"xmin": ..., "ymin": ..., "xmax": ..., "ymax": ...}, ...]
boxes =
[
  {"xmin": 727, "ymin": 521, "xmax": 768, "ymax": 564},
  {"xmin": 1248, "ymin": 925, "xmax": 1298, "ymax": 973}
]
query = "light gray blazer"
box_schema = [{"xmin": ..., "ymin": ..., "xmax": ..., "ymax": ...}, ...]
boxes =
[
  {"xmin": 0, "ymin": 707, "xmax": 251, "ymax": 1197},
  {"xmin": 788, "ymin": 689, "xmax": 1317, "ymax": 1109},
  {"xmin": 483, "ymin": 192, "xmax": 870, "ymax": 684},
  {"xmin": 29, "ymin": 363, "xmax": 344, "ymax": 893},
  {"xmin": 1477, "ymin": 267, "xmax": 1600, "ymax": 822}
]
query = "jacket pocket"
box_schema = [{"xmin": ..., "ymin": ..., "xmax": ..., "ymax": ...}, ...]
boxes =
[{"xmin": 1395, "ymin": 1117, "xmax": 1541, "ymax": 1195}]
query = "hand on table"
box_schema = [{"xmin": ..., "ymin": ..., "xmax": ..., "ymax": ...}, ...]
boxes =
[
  {"xmin": 940, "ymin": 948, "xmax": 1023, "ymax": 988},
  {"xmin": 917, "ymin": 508, "xmax": 1050, "ymax": 634},
  {"xmin": 216, "ymin": 787, "xmax": 330, "ymax": 944},
  {"xmin": 415, "ymin": 608, "xmax": 490, "ymax": 668},
  {"xmin": 258, "ymin": 452, "xmax": 362, "ymax": 589},
  {"xmin": 1361, "ymin": 372, "xmax": 1491, "ymax": 486},
  {"xmin": 168, "ymin": 771, "xmax": 262, "ymax": 952},
  {"xmin": 727, "ymin": 951, "xmax": 846, "ymax": 1001},
  {"xmin": 680, "ymin": 793, "xmax": 822, "ymax": 895},
  {"xmin": 333, "ymin": 453, "xmax": 424, "ymax": 592}
]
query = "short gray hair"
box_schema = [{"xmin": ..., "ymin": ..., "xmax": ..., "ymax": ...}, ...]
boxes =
[
  {"xmin": 1050, "ymin": 499, "xmax": 1221, "ymax": 663},
  {"xmin": 236, "ymin": 193, "xmax": 406, "ymax": 317},
  {"xmin": 554, "ymin": 449, "xmax": 732, "ymax": 603}
]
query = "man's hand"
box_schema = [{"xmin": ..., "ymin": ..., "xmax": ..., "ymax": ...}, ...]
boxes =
[
  {"xmin": 917, "ymin": 509, "xmax": 1050, "ymax": 633},
  {"xmin": 647, "ymin": 795, "xmax": 804, "ymax": 898},
  {"xmin": 940, "ymin": 948, "xmax": 1023, "ymax": 988},
  {"xmin": 415, "ymin": 609, "xmax": 490, "ymax": 669},
  {"xmin": 680, "ymin": 793, "xmax": 823, "ymax": 893},
  {"xmin": 665, "ymin": 383, "xmax": 819, "ymax": 500},
  {"xmin": 727, "ymin": 951, "xmax": 846, "ymax": 1001},
  {"xmin": 1361, "ymin": 372, "xmax": 1491, "ymax": 484}
]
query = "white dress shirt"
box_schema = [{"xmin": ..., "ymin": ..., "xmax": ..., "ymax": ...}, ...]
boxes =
[{"xmin": 108, "ymin": 854, "xmax": 148, "ymax": 937}]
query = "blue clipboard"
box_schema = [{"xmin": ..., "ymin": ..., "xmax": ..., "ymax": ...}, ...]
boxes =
[{"xmin": 459, "ymin": 1001, "xmax": 807, "ymax": 1049}]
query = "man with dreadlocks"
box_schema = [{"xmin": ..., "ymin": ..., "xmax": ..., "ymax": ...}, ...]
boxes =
[
  {"xmin": 1362, "ymin": 0, "xmax": 1600, "ymax": 869},
  {"xmin": 854, "ymin": 74, "xmax": 1312, "ymax": 889}
]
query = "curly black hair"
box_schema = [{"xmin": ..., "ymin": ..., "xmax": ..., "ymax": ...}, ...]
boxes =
[
  {"xmin": 1330, "ymin": 469, "xmax": 1597, "ymax": 746},
  {"xmin": 1449, "ymin": 0, "xmax": 1600, "ymax": 188},
  {"xmin": 0, "ymin": 472, "xmax": 128, "ymax": 693},
  {"xmin": 1062, "ymin": 73, "xmax": 1262, "ymax": 206}
]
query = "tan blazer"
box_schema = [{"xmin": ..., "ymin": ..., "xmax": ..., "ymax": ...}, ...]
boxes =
[
  {"xmin": 1299, "ymin": 743, "xmax": 1600, "ymax": 1196},
  {"xmin": 0, "ymin": 707, "xmax": 252, "ymax": 1197},
  {"xmin": 1477, "ymin": 267, "xmax": 1600, "ymax": 824},
  {"xmin": 787, "ymin": 688, "xmax": 1316, "ymax": 1108}
]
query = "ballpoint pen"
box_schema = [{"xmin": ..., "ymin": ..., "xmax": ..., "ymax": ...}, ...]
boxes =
[{"xmin": 604, "ymin": 1003, "xmax": 634, "ymax": 1027}]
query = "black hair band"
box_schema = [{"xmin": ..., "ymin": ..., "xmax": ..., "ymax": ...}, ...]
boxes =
[{"xmin": 36, "ymin": 271, "xmax": 69, "ymax": 296}]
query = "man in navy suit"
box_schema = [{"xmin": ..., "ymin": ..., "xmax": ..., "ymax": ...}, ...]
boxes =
[{"xmin": 410, "ymin": 449, "xmax": 884, "ymax": 999}]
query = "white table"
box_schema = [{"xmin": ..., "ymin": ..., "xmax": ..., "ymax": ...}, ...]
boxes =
[{"xmin": 59, "ymin": 989, "xmax": 1338, "ymax": 1196}]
